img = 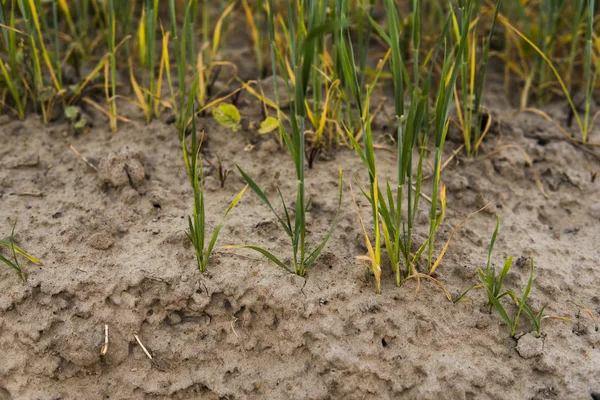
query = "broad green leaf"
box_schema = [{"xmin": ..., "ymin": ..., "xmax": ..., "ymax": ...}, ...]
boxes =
[
  {"xmin": 65, "ymin": 106, "xmax": 80, "ymax": 120},
  {"xmin": 258, "ymin": 117, "xmax": 279, "ymax": 134},
  {"xmin": 74, "ymin": 118, "xmax": 87, "ymax": 129},
  {"xmin": 212, "ymin": 103, "xmax": 241, "ymax": 132}
]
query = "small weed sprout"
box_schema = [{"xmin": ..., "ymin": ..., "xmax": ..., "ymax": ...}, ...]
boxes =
[
  {"xmin": 64, "ymin": 105, "xmax": 88, "ymax": 133},
  {"xmin": 227, "ymin": 0, "xmax": 344, "ymax": 277},
  {"xmin": 455, "ymin": 215, "xmax": 546, "ymax": 338},
  {"xmin": 1, "ymin": 221, "xmax": 41, "ymax": 282}
]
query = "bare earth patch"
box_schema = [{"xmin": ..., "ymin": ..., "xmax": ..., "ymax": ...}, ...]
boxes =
[{"xmin": 1, "ymin": 90, "xmax": 599, "ymax": 399}]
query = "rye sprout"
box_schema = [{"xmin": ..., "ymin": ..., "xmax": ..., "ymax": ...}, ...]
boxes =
[
  {"xmin": 338, "ymin": 0, "xmax": 471, "ymax": 292},
  {"xmin": 16, "ymin": 0, "xmax": 61, "ymax": 122},
  {"xmin": 228, "ymin": 0, "xmax": 344, "ymax": 277},
  {"xmin": 455, "ymin": 0, "xmax": 502, "ymax": 156},
  {"xmin": 498, "ymin": 1, "xmax": 599, "ymax": 142},
  {"xmin": 181, "ymin": 78, "xmax": 247, "ymax": 273},
  {"xmin": 455, "ymin": 215, "xmax": 539, "ymax": 337},
  {"xmin": 106, "ymin": 0, "xmax": 117, "ymax": 131},
  {"xmin": 0, "ymin": 0, "xmax": 25, "ymax": 118},
  {"xmin": 129, "ymin": 0, "xmax": 165, "ymax": 122}
]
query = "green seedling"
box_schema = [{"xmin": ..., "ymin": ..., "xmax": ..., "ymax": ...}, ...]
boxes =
[
  {"xmin": 181, "ymin": 77, "xmax": 247, "ymax": 273},
  {"xmin": 105, "ymin": 0, "xmax": 118, "ymax": 131},
  {"xmin": 0, "ymin": 0, "xmax": 25, "ymax": 119},
  {"xmin": 64, "ymin": 105, "xmax": 88, "ymax": 132},
  {"xmin": 498, "ymin": 1, "xmax": 599, "ymax": 143},
  {"xmin": 455, "ymin": 0, "xmax": 502, "ymax": 156},
  {"xmin": 1, "ymin": 221, "xmax": 41, "ymax": 281},
  {"xmin": 227, "ymin": 0, "xmax": 344, "ymax": 277},
  {"xmin": 455, "ymin": 215, "xmax": 540, "ymax": 337},
  {"xmin": 337, "ymin": 0, "xmax": 471, "ymax": 292}
]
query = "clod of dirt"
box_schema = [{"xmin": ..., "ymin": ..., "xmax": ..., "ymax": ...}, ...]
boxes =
[
  {"xmin": 88, "ymin": 231, "xmax": 115, "ymax": 250},
  {"xmin": 516, "ymin": 332, "xmax": 544, "ymax": 359},
  {"xmin": 98, "ymin": 149, "xmax": 145, "ymax": 188}
]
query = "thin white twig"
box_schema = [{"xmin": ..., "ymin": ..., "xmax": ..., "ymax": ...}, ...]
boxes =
[
  {"xmin": 133, "ymin": 333, "xmax": 153, "ymax": 360},
  {"xmin": 100, "ymin": 324, "xmax": 109, "ymax": 356}
]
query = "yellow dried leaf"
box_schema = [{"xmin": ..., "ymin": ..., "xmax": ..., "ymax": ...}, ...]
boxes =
[{"xmin": 258, "ymin": 117, "xmax": 279, "ymax": 134}]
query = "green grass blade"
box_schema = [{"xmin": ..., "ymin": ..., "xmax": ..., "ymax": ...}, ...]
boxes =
[
  {"xmin": 513, "ymin": 259, "xmax": 535, "ymax": 335},
  {"xmin": 487, "ymin": 215, "xmax": 501, "ymax": 271},
  {"xmin": 226, "ymin": 245, "xmax": 291, "ymax": 273},
  {"xmin": 0, "ymin": 241, "xmax": 39, "ymax": 264},
  {"xmin": 496, "ymin": 255, "xmax": 513, "ymax": 296},
  {"xmin": 234, "ymin": 164, "xmax": 293, "ymax": 238},
  {"xmin": 488, "ymin": 294, "xmax": 512, "ymax": 328},
  {"xmin": 204, "ymin": 184, "xmax": 248, "ymax": 265}
]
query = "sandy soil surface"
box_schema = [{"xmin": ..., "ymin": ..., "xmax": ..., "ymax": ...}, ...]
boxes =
[{"xmin": 1, "ymin": 71, "xmax": 600, "ymax": 399}]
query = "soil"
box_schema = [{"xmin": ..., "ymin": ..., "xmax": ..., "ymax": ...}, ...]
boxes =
[{"xmin": 1, "ymin": 40, "xmax": 600, "ymax": 400}]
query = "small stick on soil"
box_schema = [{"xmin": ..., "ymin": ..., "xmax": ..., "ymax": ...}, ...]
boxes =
[
  {"xmin": 8, "ymin": 155, "xmax": 40, "ymax": 169},
  {"xmin": 68, "ymin": 144, "xmax": 98, "ymax": 172},
  {"xmin": 9, "ymin": 191, "xmax": 44, "ymax": 197},
  {"xmin": 133, "ymin": 333, "xmax": 153, "ymax": 360},
  {"xmin": 100, "ymin": 324, "xmax": 109, "ymax": 356},
  {"xmin": 423, "ymin": 144, "xmax": 465, "ymax": 181},
  {"xmin": 230, "ymin": 317, "xmax": 239, "ymax": 338},
  {"xmin": 411, "ymin": 185, "xmax": 432, "ymax": 203}
]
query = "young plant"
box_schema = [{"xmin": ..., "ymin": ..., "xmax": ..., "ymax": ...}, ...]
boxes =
[
  {"xmin": 181, "ymin": 80, "xmax": 247, "ymax": 272},
  {"xmin": 0, "ymin": 0, "xmax": 25, "ymax": 119},
  {"xmin": 455, "ymin": 216, "xmax": 538, "ymax": 337},
  {"xmin": 454, "ymin": 215, "xmax": 510, "ymax": 305},
  {"xmin": 338, "ymin": 0, "xmax": 471, "ymax": 292},
  {"xmin": 15, "ymin": 0, "xmax": 61, "ymax": 123},
  {"xmin": 105, "ymin": 0, "xmax": 118, "ymax": 131},
  {"xmin": 129, "ymin": 0, "xmax": 166, "ymax": 122},
  {"xmin": 196, "ymin": 2, "xmax": 236, "ymax": 114},
  {"xmin": 498, "ymin": 2, "xmax": 599, "ymax": 143},
  {"xmin": 521, "ymin": 302, "xmax": 549, "ymax": 338},
  {"xmin": 64, "ymin": 105, "xmax": 89, "ymax": 133},
  {"xmin": 1, "ymin": 221, "xmax": 41, "ymax": 282},
  {"xmin": 454, "ymin": 0, "xmax": 502, "ymax": 156},
  {"xmin": 490, "ymin": 258, "xmax": 535, "ymax": 337},
  {"xmin": 227, "ymin": 0, "xmax": 344, "ymax": 277}
]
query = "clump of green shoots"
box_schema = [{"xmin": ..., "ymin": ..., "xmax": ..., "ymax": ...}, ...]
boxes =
[
  {"xmin": 498, "ymin": 0, "xmax": 599, "ymax": 143},
  {"xmin": 455, "ymin": 0, "xmax": 502, "ymax": 156},
  {"xmin": 338, "ymin": 0, "xmax": 472, "ymax": 293},
  {"xmin": 105, "ymin": 0, "xmax": 118, "ymax": 131},
  {"xmin": 227, "ymin": 0, "xmax": 343, "ymax": 277},
  {"xmin": 0, "ymin": 0, "xmax": 25, "ymax": 119},
  {"xmin": 129, "ymin": 0, "xmax": 167, "ymax": 123},
  {"xmin": 180, "ymin": 80, "xmax": 247, "ymax": 272},
  {"xmin": 455, "ymin": 215, "xmax": 545, "ymax": 338},
  {"xmin": 1, "ymin": 221, "xmax": 41, "ymax": 282},
  {"xmin": 168, "ymin": 0, "xmax": 237, "ymax": 130}
]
